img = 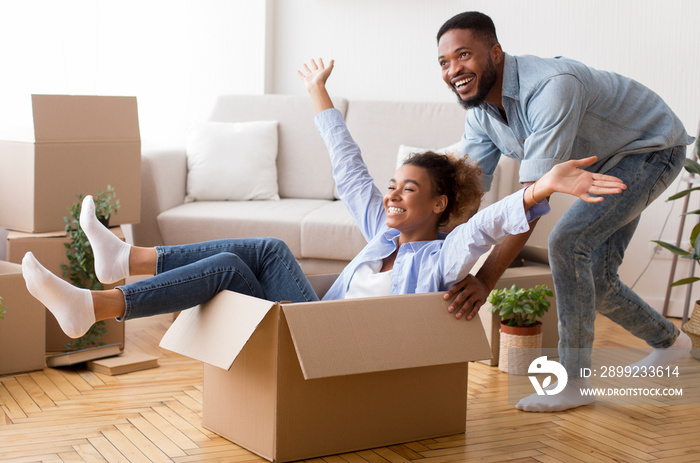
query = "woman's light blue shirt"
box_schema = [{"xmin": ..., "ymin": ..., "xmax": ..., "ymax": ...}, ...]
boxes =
[{"xmin": 315, "ymin": 108, "xmax": 550, "ymax": 301}]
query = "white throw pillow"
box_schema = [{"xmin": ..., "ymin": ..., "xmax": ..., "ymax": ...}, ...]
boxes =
[
  {"xmin": 186, "ymin": 120, "xmax": 280, "ymax": 202},
  {"xmin": 395, "ymin": 142, "xmax": 462, "ymax": 169}
]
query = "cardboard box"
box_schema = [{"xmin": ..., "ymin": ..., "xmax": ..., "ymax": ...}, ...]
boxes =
[
  {"xmin": 0, "ymin": 94, "xmax": 141, "ymax": 233},
  {"xmin": 6, "ymin": 229, "xmax": 125, "ymax": 358},
  {"xmin": 478, "ymin": 262, "xmax": 559, "ymax": 366},
  {"xmin": 160, "ymin": 289, "xmax": 492, "ymax": 462},
  {"xmin": 87, "ymin": 351, "xmax": 159, "ymax": 376},
  {"xmin": 307, "ymin": 267, "xmax": 558, "ymax": 368},
  {"xmin": 0, "ymin": 261, "xmax": 46, "ymax": 375}
]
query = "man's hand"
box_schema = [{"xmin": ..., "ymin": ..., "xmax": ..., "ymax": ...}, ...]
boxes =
[{"xmin": 444, "ymin": 274, "xmax": 490, "ymax": 320}]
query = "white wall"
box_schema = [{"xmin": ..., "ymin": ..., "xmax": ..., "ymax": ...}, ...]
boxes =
[
  {"xmin": 0, "ymin": 0, "xmax": 268, "ymax": 149},
  {"xmin": 1, "ymin": 0, "xmax": 698, "ymax": 317},
  {"xmin": 269, "ymin": 0, "xmax": 700, "ymax": 317}
]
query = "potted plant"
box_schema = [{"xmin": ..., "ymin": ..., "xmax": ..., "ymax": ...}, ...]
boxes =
[
  {"xmin": 60, "ymin": 186, "xmax": 120, "ymax": 351},
  {"xmin": 0, "ymin": 296, "xmax": 6, "ymax": 320},
  {"xmin": 653, "ymin": 149, "xmax": 700, "ymax": 359},
  {"xmin": 488, "ymin": 284, "xmax": 553, "ymax": 374}
]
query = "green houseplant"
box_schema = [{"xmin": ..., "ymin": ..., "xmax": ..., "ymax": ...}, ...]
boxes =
[
  {"xmin": 60, "ymin": 186, "xmax": 120, "ymax": 351},
  {"xmin": 653, "ymin": 156, "xmax": 700, "ymax": 287},
  {"xmin": 488, "ymin": 284, "xmax": 553, "ymax": 328},
  {"xmin": 653, "ymin": 151, "xmax": 700, "ymax": 359},
  {"xmin": 62, "ymin": 185, "xmax": 119, "ymax": 291},
  {"xmin": 0, "ymin": 296, "xmax": 6, "ymax": 320},
  {"xmin": 488, "ymin": 284, "xmax": 553, "ymax": 374}
]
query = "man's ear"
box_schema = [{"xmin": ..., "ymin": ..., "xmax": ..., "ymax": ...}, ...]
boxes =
[{"xmin": 491, "ymin": 43, "xmax": 504, "ymax": 64}]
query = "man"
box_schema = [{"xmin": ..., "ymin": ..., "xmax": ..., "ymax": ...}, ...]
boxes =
[{"xmin": 437, "ymin": 11, "xmax": 694, "ymax": 412}]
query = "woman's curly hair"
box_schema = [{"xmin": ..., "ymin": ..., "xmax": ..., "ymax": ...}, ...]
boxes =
[{"xmin": 402, "ymin": 150, "xmax": 484, "ymax": 231}]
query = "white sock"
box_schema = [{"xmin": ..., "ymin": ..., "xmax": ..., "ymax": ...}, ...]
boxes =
[
  {"xmin": 80, "ymin": 195, "xmax": 130, "ymax": 284},
  {"xmin": 22, "ymin": 252, "xmax": 96, "ymax": 339},
  {"xmin": 628, "ymin": 331, "xmax": 692, "ymax": 369},
  {"xmin": 516, "ymin": 377, "xmax": 595, "ymax": 412}
]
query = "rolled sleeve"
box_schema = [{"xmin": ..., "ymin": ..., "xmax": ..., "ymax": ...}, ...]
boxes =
[
  {"xmin": 462, "ymin": 112, "xmax": 502, "ymax": 192},
  {"xmin": 519, "ymin": 158, "xmax": 564, "ymax": 184}
]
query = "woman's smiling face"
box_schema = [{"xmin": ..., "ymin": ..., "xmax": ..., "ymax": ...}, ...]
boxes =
[{"xmin": 383, "ymin": 164, "xmax": 447, "ymax": 243}]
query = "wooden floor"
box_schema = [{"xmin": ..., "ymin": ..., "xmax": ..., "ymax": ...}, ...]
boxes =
[{"xmin": 1, "ymin": 315, "xmax": 699, "ymax": 463}]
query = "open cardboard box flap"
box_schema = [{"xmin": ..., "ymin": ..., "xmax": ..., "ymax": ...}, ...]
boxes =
[
  {"xmin": 160, "ymin": 290, "xmax": 492, "ymax": 379},
  {"xmin": 160, "ymin": 291, "xmax": 274, "ymax": 370}
]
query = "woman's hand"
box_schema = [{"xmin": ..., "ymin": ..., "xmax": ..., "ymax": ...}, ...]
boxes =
[
  {"xmin": 534, "ymin": 156, "xmax": 627, "ymax": 203},
  {"xmin": 298, "ymin": 58, "xmax": 335, "ymax": 92},
  {"xmin": 298, "ymin": 58, "xmax": 335, "ymax": 113}
]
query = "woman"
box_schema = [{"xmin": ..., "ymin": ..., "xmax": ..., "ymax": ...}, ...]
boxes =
[{"xmin": 22, "ymin": 59, "xmax": 625, "ymax": 339}]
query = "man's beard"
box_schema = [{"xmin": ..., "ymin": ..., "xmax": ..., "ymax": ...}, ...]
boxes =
[{"xmin": 453, "ymin": 58, "xmax": 498, "ymax": 110}]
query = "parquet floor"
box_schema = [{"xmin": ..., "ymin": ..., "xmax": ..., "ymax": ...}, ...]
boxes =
[{"xmin": 1, "ymin": 314, "xmax": 699, "ymax": 463}]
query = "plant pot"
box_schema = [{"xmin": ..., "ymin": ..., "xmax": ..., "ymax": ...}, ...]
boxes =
[
  {"xmin": 498, "ymin": 320, "xmax": 543, "ymax": 375},
  {"xmin": 682, "ymin": 301, "xmax": 700, "ymax": 361},
  {"xmin": 98, "ymin": 215, "xmax": 110, "ymax": 228}
]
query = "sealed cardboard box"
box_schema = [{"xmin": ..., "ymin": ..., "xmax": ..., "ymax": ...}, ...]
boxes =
[
  {"xmin": 0, "ymin": 94, "xmax": 141, "ymax": 233},
  {"xmin": 478, "ymin": 261, "xmax": 558, "ymax": 366},
  {"xmin": 0, "ymin": 261, "xmax": 46, "ymax": 375},
  {"xmin": 6, "ymin": 229, "xmax": 125, "ymax": 359},
  {"xmin": 160, "ymin": 289, "xmax": 492, "ymax": 462}
]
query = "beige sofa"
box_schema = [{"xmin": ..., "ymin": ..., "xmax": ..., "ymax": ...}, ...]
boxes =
[
  {"xmin": 129, "ymin": 94, "xmax": 528, "ymax": 274},
  {"xmin": 128, "ymin": 94, "xmax": 560, "ymax": 364}
]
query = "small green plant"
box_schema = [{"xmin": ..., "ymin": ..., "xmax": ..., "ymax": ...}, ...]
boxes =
[
  {"xmin": 0, "ymin": 296, "xmax": 6, "ymax": 320},
  {"xmin": 653, "ymin": 154, "xmax": 700, "ymax": 287},
  {"xmin": 61, "ymin": 186, "xmax": 119, "ymax": 350},
  {"xmin": 488, "ymin": 284, "xmax": 553, "ymax": 328}
]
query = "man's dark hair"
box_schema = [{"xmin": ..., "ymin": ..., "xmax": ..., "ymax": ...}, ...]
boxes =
[{"xmin": 436, "ymin": 11, "xmax": 498, "ymax": 46}]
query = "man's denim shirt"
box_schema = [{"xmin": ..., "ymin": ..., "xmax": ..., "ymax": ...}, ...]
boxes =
[
  {"xmin": 315, "ymin": 108, "xmax": 549, "ymax": 301},
  {"xmin": 463, "ymin": 53, "xmax": 694, "ymax": 191}
]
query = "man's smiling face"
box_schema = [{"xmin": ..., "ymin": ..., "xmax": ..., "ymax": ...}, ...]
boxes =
[{"xmin": 437, "ymin": 28, "xmax": 500, "ymax": 110}]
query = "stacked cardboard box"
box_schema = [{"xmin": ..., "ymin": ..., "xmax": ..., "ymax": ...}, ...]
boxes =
[
  {"xmin": 6, "ymin": 229, "xmax": 127, "ymax": 366},
  {"xmin": 0, "ymin": 95, "xmax": 141, "ymax": 373},
  {"xmin": 0, "ymin": 261, "xmax": 46, "ymax": 375},
  {"xmin": 0, "ymin": 95, "xmax": 141, "ymax": 233}
]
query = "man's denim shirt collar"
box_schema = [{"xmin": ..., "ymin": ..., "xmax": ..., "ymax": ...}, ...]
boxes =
[{"xmin": 480, "ymin": 53, "xmax": 519, "ymax": 121}]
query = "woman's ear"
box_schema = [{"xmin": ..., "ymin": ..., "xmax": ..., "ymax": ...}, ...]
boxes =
[{"xmin": 433, "ymin": 195, "xmax": 448, "ymax": 215}]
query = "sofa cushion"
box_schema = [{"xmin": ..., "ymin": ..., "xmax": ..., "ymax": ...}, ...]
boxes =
[
  {"xmin": 301, "ymin": 201, "xmax": 368, "ymax": 261},
  {"xmin": 185, "ymin": 120, "xmax": 280, "ymax": 202},
  {"xmin": 157, "ymin": 199, "xmax": 331, "ymax": 257},
  {"xmin": 208, "ymin": 94, "xmax": 349, "ymax": 200}
]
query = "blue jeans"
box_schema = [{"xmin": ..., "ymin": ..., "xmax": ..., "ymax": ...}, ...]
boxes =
[
  {"xmin": 549, "ymin": 146, "xmax": 686, "ymax": 377},
  {"xmin": 117, "ymin": 238, "xmax": 319, "ymax": 320}
]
